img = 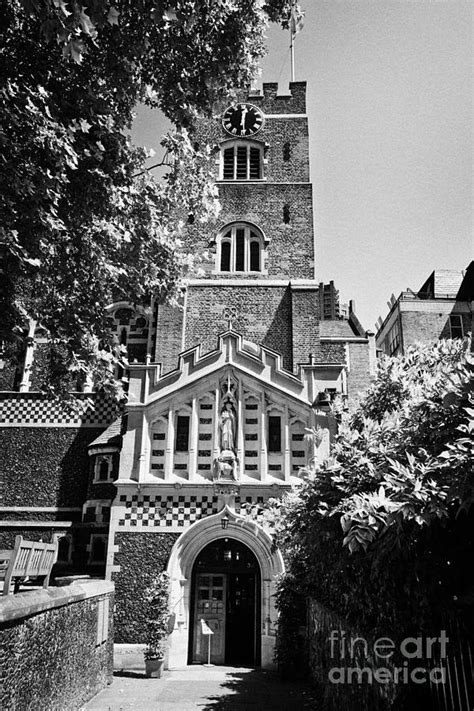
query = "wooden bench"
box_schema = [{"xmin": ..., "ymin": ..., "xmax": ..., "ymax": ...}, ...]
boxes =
[{"xmin": 0, "ymin": 536, "xmax": 58, "ymax": 595}]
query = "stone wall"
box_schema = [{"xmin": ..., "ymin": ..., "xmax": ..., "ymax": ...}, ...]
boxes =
[
  {"xmin": 184, "ymin": 183, "xmax": 315, "ymax": 280},
  {"xmin": 193, "ymin": 114, "xmax": 309, "ymax": 184},
  {"xmin": 252, "ymin": 81, "xmax": 307, "ymax": 114},
  {"xmin": 111, "ymin": 531, "xmax": 179, "ymax": 642},
  {"xmin": 0, "ymin": 580, "xmax": 114, "ymax": 710},
  {"xmin": 184, "ymin": 284, "xmax": 293, "ymax": 371},
  {"xmin": 401, "ymin": 309, "xmax": 471, "ymax": 349},
  {"xmin": 155, "ymin": 303, "xmax": 185, "ymax": 374},
  {"xmin": 291, "ymin": 289, "xmax": 320, "ymax": 366},
  {"xmin": 0, "ymin": 427, "xmax": 102, "ymax": 508},
  {"xmin": 347, "ymin": 342, "xmax": 373, "ymax": 402}
]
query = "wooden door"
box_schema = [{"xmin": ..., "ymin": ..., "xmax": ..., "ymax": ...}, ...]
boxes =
[
  {"xmin": 193, "ymin": 573, "xmax": 226, "ymax": 663},
  {"xmin": 225, "ymin": 572, "xmax": 256, "ymax": 665}
]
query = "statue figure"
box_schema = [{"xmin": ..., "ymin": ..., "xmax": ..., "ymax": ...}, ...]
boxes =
[
  {"xmin": 219, "ymin": 401, "xmax": 236, "ymax": 454},
  {"xmin": 212, "ymin": 452, "xmax": 239, "ymax": 482},
  {"xmin": 213, "ymin": 455, "xmax": 232, "ymax": 481}
]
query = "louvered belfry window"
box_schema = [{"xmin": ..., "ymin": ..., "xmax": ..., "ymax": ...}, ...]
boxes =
[{"xmin": 222, "ymin": 142, "xmax": 262, "ymax": 180}]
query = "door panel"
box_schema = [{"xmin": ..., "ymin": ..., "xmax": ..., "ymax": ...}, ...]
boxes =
[
  {"xmin": 193, "ymin": 574, "xmax": 226, "ymax": 664},
  {"xmin": 226, "ymin": 573, "xmax": 256, "ymax": 665}
]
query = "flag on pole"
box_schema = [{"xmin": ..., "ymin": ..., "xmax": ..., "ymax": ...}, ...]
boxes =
[
  {"xmin": 201, "ymin": 619, "xmax": 214, "ymax": 636},
  {"xmin": 290, "ymin": 4, "xmax": 305, "ymax": 35}
]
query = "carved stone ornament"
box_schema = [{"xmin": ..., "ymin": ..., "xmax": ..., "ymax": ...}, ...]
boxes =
[
  {"xmin": 212, "ymin": 452, "xmax": 239, "ymax": 482},
  {"xmin": 213, "ymin": 482, "xmax": 240, "ymax": 498}
]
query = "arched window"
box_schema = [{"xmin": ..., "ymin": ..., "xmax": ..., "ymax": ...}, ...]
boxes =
[
  {"xmin": 221, "ymin": 140, "xmax": 264, "ymax": 180},
  {"xmin": 94, "ymin": 454, "xmax": 113, "ymax": 482},
  {"xmin": 218, "ymin": 224, "xmax": 264, "ymax": 273}
]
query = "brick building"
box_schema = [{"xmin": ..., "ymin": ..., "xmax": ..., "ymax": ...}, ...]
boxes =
[
  {"xmin": 0, "ymin": 81, "xmax": 375, "ymax": 668},
  {"xmin": 376, "ymin": 262, "xmax": 473, "ymax": 356}
]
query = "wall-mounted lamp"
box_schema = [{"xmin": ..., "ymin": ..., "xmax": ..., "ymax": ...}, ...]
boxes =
[{"xmin": 221, "ymin": 514, "xmax": 229, "ymax": 530}]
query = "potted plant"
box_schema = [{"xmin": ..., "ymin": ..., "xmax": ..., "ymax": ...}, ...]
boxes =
[{"xmin": 143, "ymin": 571, "xmax": 171, "ymax": 678}]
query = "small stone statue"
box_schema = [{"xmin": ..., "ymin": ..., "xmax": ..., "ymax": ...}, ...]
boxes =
[
  {"xmin": 212, "ymin": 451, "xmax": 239, "ymax": 482},
  {"xmin": 219, "ymin": 401, "xmax": 236, "ymax": 454}
]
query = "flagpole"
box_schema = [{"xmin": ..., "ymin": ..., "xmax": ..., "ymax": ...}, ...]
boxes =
[
  {"xmin": 290, "ymin": 30, "xmax": 295, "ymax": 82},
  {"xmin": 290, "ymin": 0, "xmax": 297, "ymax": 82}
]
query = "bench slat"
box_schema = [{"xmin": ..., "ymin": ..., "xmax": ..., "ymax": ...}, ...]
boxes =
[{"xmin": 2, "ymin": 536, "xmax": 58, "ymax": 595}]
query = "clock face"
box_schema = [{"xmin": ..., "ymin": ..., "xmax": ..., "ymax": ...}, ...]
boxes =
[{"xmin": 222, "ymin": 104, "xmax": 264, "ymax": 137}]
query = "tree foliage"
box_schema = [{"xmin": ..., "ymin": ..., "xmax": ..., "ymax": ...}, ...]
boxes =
[
  {"xmin": 269, "ymin": 339, "xmax": 473, "ymax": 635},
  {"xmin": 144, "ymin": 571, "xmax": 171, "ymax": 660},
  {"xmin": 0, "ymin": 0, "xmax": 300, "ymax": 389}
]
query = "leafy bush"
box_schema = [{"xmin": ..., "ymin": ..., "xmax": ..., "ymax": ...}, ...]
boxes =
[
  {"xmin": 143, "ymin": 572, "xmax": 171, "ymax": 661},
  {"xmin": 272, "ymin": 339, "xmax": 473, "ymax": 636}
]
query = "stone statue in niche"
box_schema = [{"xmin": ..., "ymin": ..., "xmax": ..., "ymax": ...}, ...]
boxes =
[
  {"xmin": 219, "ymin": 401, "xmax": 236, "ymax": 454},
  {"xmin": 213, "ymin": 399, "xmax": 239, "ymax": 480},
  {"xmin": 213, "ymin": 374, "xmax": 239, "ymax": 481}
]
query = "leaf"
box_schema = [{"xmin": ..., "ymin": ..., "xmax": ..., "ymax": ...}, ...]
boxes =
[
  {"xmin": 53, "ymin": 0, "xmax": 71, "ymax": 17},
  {"xmin": 78, "ymin": 8, "xmax": 95, "ymax": 36},
  {"xmin": 107, "ymin": 6, "xmax": 119, "ymax": 25},
  {"xmin": 163, "ymin": 9, "xmax": 178, "ymax": 22},
  {"xmin": 67, "ymin": 39, "xmax": 84, "ymax": 64},
  {"xmin": 340, "ymin": 514, "xmax": 351, "ymax": 533}
]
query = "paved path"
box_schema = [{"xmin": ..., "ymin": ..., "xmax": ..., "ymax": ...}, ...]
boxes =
[{"xmin": 82, "ymin": 666, "xmax": 320, "ymax": 711}]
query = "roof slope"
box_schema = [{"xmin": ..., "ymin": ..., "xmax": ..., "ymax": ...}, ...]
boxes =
[
  {"xmin": 418, "ymin": 269, "xmax": 465, "ymax": 299},
  {"xmin": 89, "ymin": 415, "xmax": 127, "ymax": 449}
]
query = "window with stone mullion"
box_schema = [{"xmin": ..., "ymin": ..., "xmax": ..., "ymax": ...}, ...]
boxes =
[{"xmin": 219, "ymin": 225, "xmax": 262, "ymax": 272}]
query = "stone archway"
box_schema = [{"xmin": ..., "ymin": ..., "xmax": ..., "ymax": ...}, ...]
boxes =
[{"xmin": 166, "ymin": 506, "xmax": 284, "ymax": 669}]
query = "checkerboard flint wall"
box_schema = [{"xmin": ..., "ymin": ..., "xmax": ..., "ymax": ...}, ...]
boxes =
[
  {"xmin": 0, "ymin": 393, "xmax": 119, "ymax": 427},
  {"xmin": 116, "ymin": 493, "xmax": 267, "ymax": 530}
]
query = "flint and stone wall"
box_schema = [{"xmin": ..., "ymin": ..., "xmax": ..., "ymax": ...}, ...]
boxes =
[
  {"xmin": 111, "ymin": 531, "xmax": 179, "ymax": 642},
  {"xmin": 0, "ymin": 580, "xmax": 114, "ymax": 710}
]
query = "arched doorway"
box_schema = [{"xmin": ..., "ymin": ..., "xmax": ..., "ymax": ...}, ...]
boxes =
[
  {"xmin": 189, "ymin": 538, "xmax": 261, "ymax": 666},
  {"xmin": 165, "ymin": 507, "xmax": 284, "ymax": 670}
]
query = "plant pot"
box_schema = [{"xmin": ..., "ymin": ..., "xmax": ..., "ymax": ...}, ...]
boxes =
[{"xmin": 145, "ymin": 658, "xmax": 165, "ymax": 678}]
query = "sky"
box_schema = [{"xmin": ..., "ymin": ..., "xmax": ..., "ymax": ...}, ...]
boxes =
[{"xmin": 132, "ymin": 0, "xmax": 473, "ymax": 331}]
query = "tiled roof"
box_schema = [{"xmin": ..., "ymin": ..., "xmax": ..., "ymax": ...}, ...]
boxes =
[
  {"xmin": 319, "ymin": 320, "xmax": 360, "ymax": 338},
  {"xmin": 89, "ymin": 415, "xmax": 126, "ymax": 449},
  {"xmin": 433, "ymin": 270, "xmax": 465, "ymax": 298},
  {"xmin": 419, "ymin": 269, "xmax": 465, "ymax": 299}
]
